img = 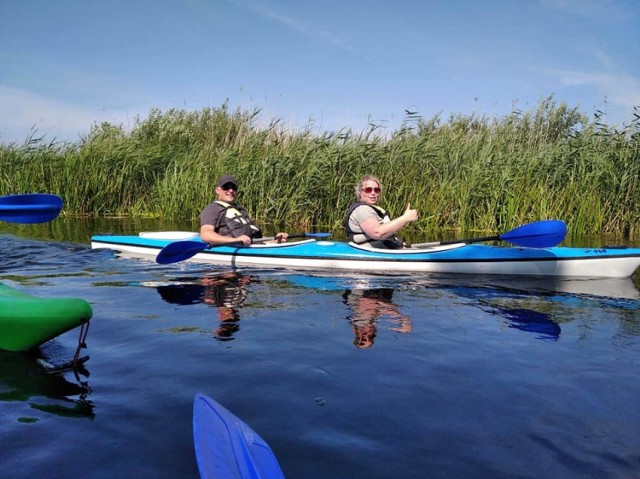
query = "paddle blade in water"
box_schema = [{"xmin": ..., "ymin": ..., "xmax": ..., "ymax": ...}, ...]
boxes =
[
  {"xmin": 0, "ymin": 193, "xmax": 63, "ymax": 224},
  {"xmin": 500, "ymin": 220, "xmax": 567, "ymax": 248}
]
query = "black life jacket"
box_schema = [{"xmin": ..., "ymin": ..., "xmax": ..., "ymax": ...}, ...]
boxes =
[
  {"xmin": 343, "ymin": 202, "xmax": 404, "ymax": 249},
  {"xmin": 211, "ymin": 200, "xmax": 262, "ymax": 239}
]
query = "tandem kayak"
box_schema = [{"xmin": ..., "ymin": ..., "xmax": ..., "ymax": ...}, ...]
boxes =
[
  {"xmin": 0, "ymin": 283, "xmax": 93, "ymax": 351},
  {"xmin": 193, "ymin": 393, "xmax": 285, "ymax": 479},
  {"xmin": 91, "ymin": 232, "xmax": 640, "ymax": 278}
]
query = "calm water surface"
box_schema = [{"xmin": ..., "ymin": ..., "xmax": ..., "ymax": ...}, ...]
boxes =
[{"xmin": 1, "ymin": 219, "xmax": 640, "ymax": 478}]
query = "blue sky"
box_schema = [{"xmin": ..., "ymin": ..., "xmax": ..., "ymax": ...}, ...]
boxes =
[{"xmin": 1, "ymin": 0, "xmax": 638, "ymax": 144}]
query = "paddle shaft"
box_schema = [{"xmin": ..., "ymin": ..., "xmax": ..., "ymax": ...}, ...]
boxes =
[
  {"xmin": 411, "ymin": 220, "xmax": 567, "ymax": 249},
  {"xmin": 413, "ymin": 235, "xmax": 499, "ymax": 248},
  {"xmin": 155, "ymin": 232, "xmax": 331, "ymax": 264},
  {"xmin": 219, "ymin": 233, "xmax": 308, "ymax": 247}
]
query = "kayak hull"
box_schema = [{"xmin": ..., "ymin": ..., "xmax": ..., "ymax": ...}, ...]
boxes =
[
  {"xmin": 90, "ymin": 233, "xmax": 640, "ymax": 278},
  {"xmin": 0, "ymin": 283, "xmax": 93, "ymax": 351}
]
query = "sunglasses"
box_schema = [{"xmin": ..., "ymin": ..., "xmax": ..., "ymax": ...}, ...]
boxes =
[
  {"xmin": 220, "ymin": 183, "xmax": 238, "ymax": 191},
  {"xmin": 362, "ymin": 186, "xmax": 381, "ymax": 194}
]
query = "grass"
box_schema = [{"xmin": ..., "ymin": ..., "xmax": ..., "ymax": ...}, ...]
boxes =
[{"xmin": 1, "ymin": 97, "xmax": 639, "ymax": 240}]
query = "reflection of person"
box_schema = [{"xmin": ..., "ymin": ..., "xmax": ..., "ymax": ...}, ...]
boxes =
[
  {"xmin": 200, "ymin": 174, "xmax": 288, "ymax": 246},
  {"xmin": 343, "ymin": 174, "xmax": 417, "ymax": 249},
  {"xmin": 342, "ymin": 288, "xmax": 412, "ymax": 349},
  {"xmin": 156, "ymin": 272, "xmax": 252, "ymax": 341},
  {"xmin": 201, "ymin": 272, "xmax": 252, "ymax": 341}
]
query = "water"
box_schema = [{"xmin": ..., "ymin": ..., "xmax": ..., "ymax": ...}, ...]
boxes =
[{"xmin": 2, "ymin": 219, "xmax": 640, "ymax": 478}]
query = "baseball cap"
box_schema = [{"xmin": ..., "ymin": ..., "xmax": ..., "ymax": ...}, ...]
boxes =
[{"xmin": 216, "ymin": 174, "xmax": 238, "ymax": 188}]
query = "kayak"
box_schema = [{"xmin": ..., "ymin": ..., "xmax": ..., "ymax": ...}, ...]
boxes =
[
  {"xmin": 0, "ymin": 283, "xmax": 93, "ymax": 352},
  {"xmin": 193, "ymin": 393, "xmax": 285, "ymax": 479},
  {"xmin": 91, "ymin": 232, "xmax": 640, "ymax": 278}
]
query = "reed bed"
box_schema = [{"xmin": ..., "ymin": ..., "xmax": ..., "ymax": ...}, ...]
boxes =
[{"xmin": 1, "ymin": 98, "xmax": 639, "ymax": 239}]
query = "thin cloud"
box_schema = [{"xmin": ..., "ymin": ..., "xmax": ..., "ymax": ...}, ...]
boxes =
[
  {"xmin": 0, "ymin": 85, "xmax": 137, "ymax": 143},
  {"xmin": 547, "ymin": 69, "xmax": 640, "ymax": 105},
  {"xmin": 230, "ymin": 0, "xmax": 360, "ymax": 55},
  {"xmin": 539, "ymin": 67, "xmax": 640, "ymax": 125},
  {"xmin": 540, "ymin": 0, "xmax": 632, "ymax": 21}
]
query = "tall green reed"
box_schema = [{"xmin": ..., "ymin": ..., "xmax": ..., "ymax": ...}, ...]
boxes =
[{"xmin": 1, "ymin": 98, "xmax": 638, "ymax": 240}]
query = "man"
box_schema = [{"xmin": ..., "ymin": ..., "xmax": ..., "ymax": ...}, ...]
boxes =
[{"xmin": 200, "ymin": 174, "xmax": 288, "ymax": 246}]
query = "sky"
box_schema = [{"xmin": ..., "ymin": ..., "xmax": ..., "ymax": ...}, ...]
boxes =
[{"xmin": 1, "ymin": 0, "xmax": 638, "ymax": 144}]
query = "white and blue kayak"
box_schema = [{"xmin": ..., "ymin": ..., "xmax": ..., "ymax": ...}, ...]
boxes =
[
  {"xmin": 193, "ymin": 393, "xmax": 285, "ymax": 479},
  {"xmin": 90, "ymin": 225, "xmax": 640, "ymax": 279}
]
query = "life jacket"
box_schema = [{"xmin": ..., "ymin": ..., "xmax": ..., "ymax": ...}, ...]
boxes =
[
  {"xmin": 343, "ymin": 202, "xmax": 404, "ymax": 249},
  {"xmin": 211, "ymin": 200, "xmax": 262, "ymax": 239}
]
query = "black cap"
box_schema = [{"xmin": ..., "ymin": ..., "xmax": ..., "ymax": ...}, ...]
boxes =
[{"xmin": 216, "ymin": 174, "xmax": 238, "ymax": 188}]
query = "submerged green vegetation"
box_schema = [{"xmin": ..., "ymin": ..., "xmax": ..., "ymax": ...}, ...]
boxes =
[{"xmin": 1, "ymin": 97, "xmax": 639, "ymax": 239}]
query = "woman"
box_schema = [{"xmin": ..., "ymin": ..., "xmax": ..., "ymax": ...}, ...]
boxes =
[{"xmin": 343, "ymin": 175, "xmax": 418, "ymax": 249}]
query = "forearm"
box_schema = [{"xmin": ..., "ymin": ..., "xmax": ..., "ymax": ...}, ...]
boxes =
[
  {"xmin": 361, "ymin": 216, "xmax": 410, "ymax": 240},
  {"xmin": 199, "ymin": 226, "xmax": 245, "ymax": 245}
]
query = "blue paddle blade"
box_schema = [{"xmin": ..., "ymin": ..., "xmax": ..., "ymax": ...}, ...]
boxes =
[
  {"xmin": 500, "ymin": 220, "xmax": 567, "ymax": 248},
  {"xmin": 0, "ymin": 193, "xmax": 63, "ymax": 224},
  {"xmin": 156, "ymin": 240, "xmax": 209, "ymax": 264},
  {"xmin": 193, "ymin": 393, "xmax": 285, "ymax": 479}
]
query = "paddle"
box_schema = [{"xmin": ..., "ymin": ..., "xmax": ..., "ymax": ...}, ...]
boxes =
[
  {"xmin": 193, "ymin": 393, "xmax": 285, "ymax": 479},
  {"xmin": 156, "ymin": 232, "xmax": 332, "ymax": 265},
  {"xmin": 412, "ymin": 220, "xmax": 567, "ymax": 249},
  {"xmin": 0, "ymin": 193, "xmax": 63, "ymax": 224}
]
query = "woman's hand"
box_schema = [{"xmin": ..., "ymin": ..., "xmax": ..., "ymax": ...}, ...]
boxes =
[{"xmin": 402, "ymin": 202, "xmax": 418, "ymax": 223}]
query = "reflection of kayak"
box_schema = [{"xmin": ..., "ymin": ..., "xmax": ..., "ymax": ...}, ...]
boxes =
[
  {"xmin": 193, "ymin": 393, "xmax": 285, "ymax": 479},
  {"xmin": 0, "ymin": 349, "xmax": 94, "ymax": 418},
  {"xmin": 91, "ymin": 232, "xmax": 640, "ymax": 278},
  {"xmin": 0, "ymin": 283, "xmax": 92, "ymax": 351}
]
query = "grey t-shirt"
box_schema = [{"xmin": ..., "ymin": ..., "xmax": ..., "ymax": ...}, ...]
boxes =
[{"xmin": 348, "ymin": 205, "xmax": 389, "ymax": 243}]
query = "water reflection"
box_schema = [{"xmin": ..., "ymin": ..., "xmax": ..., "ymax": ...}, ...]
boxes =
[
  {"xmin": 500, "ymin": 308, "xmax": 561, "ymax": 340},
  {"xmin": 0, "ymin": 349, "xmax": 94, "ymax": 420},
  {"xmin": 280, "ymin": 272, "xmax": 575, "ymax": 343},
  {"xmin": 155, "ymin": 272, "xmax": 252, "ymax": 341},
  {"xmin": 342, "ymin": 288, "xmax": 412, "ymax": 349},
  {"xmin": 341, "ymin": 282, "xmax": 561, "ymax": 345},
  {"xmin": 433, "ymin": 284, "xmax": 563, "ymax": 340}
]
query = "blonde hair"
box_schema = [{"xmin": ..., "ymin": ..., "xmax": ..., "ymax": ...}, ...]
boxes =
[{"xmin": 354, "ymin": 175, "xmax": 382, "ymax": 200}]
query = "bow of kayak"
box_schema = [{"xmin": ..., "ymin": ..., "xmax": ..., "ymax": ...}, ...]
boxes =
[{"xmin": 0, "ymin": 283, "xmax": 93, "ymax": 352}]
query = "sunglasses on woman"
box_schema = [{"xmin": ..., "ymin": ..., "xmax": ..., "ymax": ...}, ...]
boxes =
[
  {"xmin": 362, "ymin": 186, "xmax": 381, "ymax": 194},
  {"xmin": 221, "ymin": 183, "xmax": 238, "ymax": 191}
]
